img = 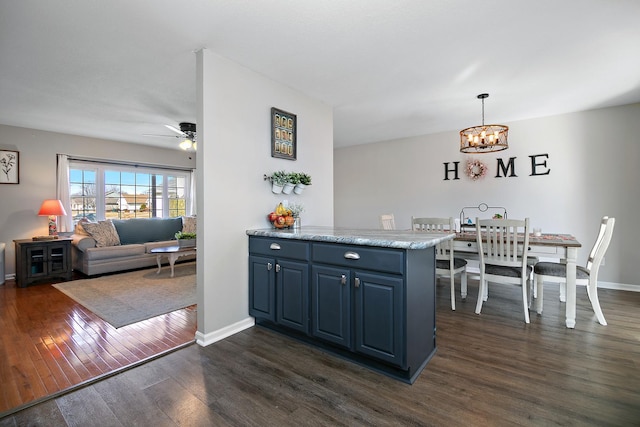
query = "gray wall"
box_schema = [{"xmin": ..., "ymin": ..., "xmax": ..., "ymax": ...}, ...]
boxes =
[
  {"xmin": 0, "ymin": 124, "xmax": 196, "ymax": 278},
  {"xmin": 194, "ymin": 50, "xmax": 334, "ymax": 343},
  {"xmin": 334, "ymin": 103, "xmax": 640, "ymax": 288}
]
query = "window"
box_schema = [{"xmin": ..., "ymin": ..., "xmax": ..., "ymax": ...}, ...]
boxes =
[{"xmin": 69, "ymin": 160, "xmax": 191, "ymax": 223}]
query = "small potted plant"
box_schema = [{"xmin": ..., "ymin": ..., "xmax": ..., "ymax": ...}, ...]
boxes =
[
  {"xmin": 175, "ymin": 231, "xmax": 197, "ymax": 248},
  {"xmin": 283, "ymin": 172, "xmax": 300, "ymax": 194},
  {"xmin": 270, "ymin": 170, "xmax": 287, "ymax": 194},
  {"xmin": 289, "ymin": 203, "xmax": 304, "ymax": 230},
  {"xmin": 294, "ymin": 172, "xmax": 311, "ymax": 194}
]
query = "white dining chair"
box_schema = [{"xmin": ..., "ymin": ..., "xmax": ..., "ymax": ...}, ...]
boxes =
[
  {"xmin": 533, "ymin": 216, "xmax": 615, "ymax": 325},
  {"xmin": 475, "ymin": 217, "xmax": 532, "ymax": 323},
  {"xmin": 412, "ymin": 217, "xmax": 467, "ymax": 310},
  {"xmin": 380, "ymin": 214, "xmax": 396, "ymax": 230}
]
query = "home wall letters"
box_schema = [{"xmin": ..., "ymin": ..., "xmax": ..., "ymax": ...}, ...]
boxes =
[{"xmin": 443, "ymin": 154, "xmax": 550, "ymax": 181}]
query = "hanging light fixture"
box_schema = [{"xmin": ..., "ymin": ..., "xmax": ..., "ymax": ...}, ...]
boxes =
[
  {"xmin": 177, "ymin": 122, "xmax": 197, "ymax": 151},
  {"xmin": 459, "ymin": 93, "xmax": 508, "ymax": 153}
]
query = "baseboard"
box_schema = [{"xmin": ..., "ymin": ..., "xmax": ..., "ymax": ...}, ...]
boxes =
[
  {"xmin": 195, "ymin": 317, "xmax": 255, "ymax": 347},
  {"xmin": 598, "ymin": 281, "xmax": 640, "ymax": 292}
]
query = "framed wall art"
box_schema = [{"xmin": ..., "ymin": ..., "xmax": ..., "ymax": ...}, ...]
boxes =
[
  {"xmin": 271, "ymin": 107, "xmax": 297, "ymax": 160},
  {"xmin": 0, "ymin": 150, "xmax": 19, "ymax": 184}
]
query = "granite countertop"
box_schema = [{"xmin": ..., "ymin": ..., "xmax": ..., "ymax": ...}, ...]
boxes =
[{"xmin": 246, "ymin": 226, "xmax": 454, "ymax": 250}]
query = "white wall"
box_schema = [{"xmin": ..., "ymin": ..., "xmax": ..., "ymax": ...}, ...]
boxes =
[
  {"xmin": 334, "ymin": 103, "xmax": 640, "ymax": 287},
  {"xmin": 194, "ymin": 50, "xmax": 334, "ymax": 344},
  {"xmin": 0, "ymin": 124, "xmax": 196, "ymax": 277}
]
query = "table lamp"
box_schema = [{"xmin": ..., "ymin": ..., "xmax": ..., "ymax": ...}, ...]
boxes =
[{"xmin": 38, "ymin": 199, "xmax": 67, "ymax": 236}]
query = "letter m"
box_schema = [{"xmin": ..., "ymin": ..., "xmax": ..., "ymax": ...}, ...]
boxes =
[{"xmin": 495, "ymin": 157, "xmax": 517, "ymax": 178}]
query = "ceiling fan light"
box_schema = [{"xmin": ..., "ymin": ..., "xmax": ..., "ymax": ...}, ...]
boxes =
[{"xmin": 179, "ymin": 139, "xmax": 193, "ymax": 150}]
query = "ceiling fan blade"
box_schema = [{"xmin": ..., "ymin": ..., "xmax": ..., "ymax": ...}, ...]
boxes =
[
  {"xmin": 165, "ymin": 124, "xmax": 185, "ymax": 136},
  {"xmin": 143, "ymin": 133, "xmax": 180, "ymax": 138}
]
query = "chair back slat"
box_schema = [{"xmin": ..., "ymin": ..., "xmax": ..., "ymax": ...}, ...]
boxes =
[
  {"xmin": 380, "ymin": 214, "xmax": 396, "ymax": 230},
  {"xmin": 412, "ymin": 217, "xmax": 454, "ymax": 260},
  {"xmin": 476, "ymin": 217, "xmax": 529, "ymax": 269}
]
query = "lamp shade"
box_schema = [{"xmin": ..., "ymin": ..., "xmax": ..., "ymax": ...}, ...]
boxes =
[{"xmin": 38, "ymin": 199, "xmax": 67, "ymax": 216}]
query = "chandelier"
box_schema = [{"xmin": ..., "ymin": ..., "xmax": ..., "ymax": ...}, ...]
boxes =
[{"xmin": 459, "ymin": 93, "xmax": 508, "ymax": 153}]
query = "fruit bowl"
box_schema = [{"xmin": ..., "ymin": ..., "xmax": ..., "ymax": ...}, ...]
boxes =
[{"xmin": 268, "ymin": 202, "xmax": 296, "ymax": 229}]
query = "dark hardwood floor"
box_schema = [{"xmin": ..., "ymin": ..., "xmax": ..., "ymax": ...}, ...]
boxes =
[
  {"xmin": 2, "ymin": 277, "xmax": 640, "ymax": 426},
  {"xmin": 0, "ymin": 271, "xmax": 197, "ymax": 417}
]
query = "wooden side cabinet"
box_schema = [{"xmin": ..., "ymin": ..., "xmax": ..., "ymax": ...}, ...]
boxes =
[{"xmin": 14, "ymin": 238, "xmax": 73, "ymax": 287}]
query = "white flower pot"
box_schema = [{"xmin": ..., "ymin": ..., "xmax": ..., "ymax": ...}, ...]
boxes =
[
  {"xmin": 178, "ymin": 239, "xmax": 196, "ymax": 248},
  {"xmin": 282, "ymin": 183, "xmax": 295, "ymax": 194},
  {"xmin": 272, "ymin": 183, "xmax": 284, "ymax": 194},
  {"xmin": 293, "ymin": 183, "xmax": 306, "ymax": 194}
]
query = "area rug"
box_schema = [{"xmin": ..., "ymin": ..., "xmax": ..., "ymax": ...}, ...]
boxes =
[{"xmin": 53, "ymin": 262, "xmax": 196, "ymax": 328}]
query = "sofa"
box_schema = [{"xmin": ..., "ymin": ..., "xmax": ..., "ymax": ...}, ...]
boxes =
[{"xmin": 71, "ymin": 216, "xmax": 196, "ymax": 276}]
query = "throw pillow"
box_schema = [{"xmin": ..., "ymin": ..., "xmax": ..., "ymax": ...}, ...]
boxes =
[
  {"xmin": 182, "ymin": 216, "xmax": 196, "ymax": 234},
  {"xmin": 74, "ymin": 218, "xmax": 91, "ymax": 236},
  {"xmin": 82, "ymin": 220, "xmax": 121, "ymax": 247}
]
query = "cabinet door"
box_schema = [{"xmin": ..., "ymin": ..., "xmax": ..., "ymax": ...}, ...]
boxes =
[
  {"xmin": 48, "ymin": 243, "xmax": 70, "ymax": 275},
  {"xmin": 354, "ymin": 271, "xmax": 404, "ymax": 367},
  {"xmin": 26, "ymin": 246, "xmax": 48, "ymax": 279},
  {"xmin": 249, "ymin": 255, "xmax": 276, "ymax": 321},
  {"xmin": 276, "ymin": 260, "xmax": 309, "ymax": 333},
  {"xmin": 311, "ymin": 265, "xmax": 351, "ymax": 349}
]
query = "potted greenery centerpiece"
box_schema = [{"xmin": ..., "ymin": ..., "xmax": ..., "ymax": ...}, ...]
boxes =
[
  {"xmin": 294, "ymin": 172, "xmax": 311, "ymax": 194},
  {"xmin": 175, "ymin": 231, "xmax": 196, "ymax": 248},
  {"xmin": 270, "ymin": 170, "xmax": 287, "ymax": 194},
  {"xmin": 283, "ymin": 172, "xmax": 300, "ymax": 194}
]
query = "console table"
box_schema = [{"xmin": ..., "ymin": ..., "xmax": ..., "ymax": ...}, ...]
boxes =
[{"xmin": 14, "ymin": 238, "xmax": 73, "ymax": 287}]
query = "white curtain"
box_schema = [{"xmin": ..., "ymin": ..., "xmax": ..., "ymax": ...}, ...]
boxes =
[
  {"xmin": 56, "ymin": 154, "xmax": 73, "ymax": 232},
  {"xmin": 188, "ymin": 169, "xmax": 197, "ymax": 216}
]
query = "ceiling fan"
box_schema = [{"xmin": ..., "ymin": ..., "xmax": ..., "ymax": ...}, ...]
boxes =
[{"xmin": 145, "ymin": 122, "xmax": 197, "ymax": 151}]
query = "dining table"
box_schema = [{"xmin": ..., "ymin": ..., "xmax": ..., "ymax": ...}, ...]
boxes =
[{"xmin": 451, "ymin": 231, "xmax": 582, "ymax": 328}]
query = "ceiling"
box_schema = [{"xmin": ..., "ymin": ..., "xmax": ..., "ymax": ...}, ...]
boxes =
[{"xmin": 1, "ymin": 1, "xmax": 639, "ymax": 151}]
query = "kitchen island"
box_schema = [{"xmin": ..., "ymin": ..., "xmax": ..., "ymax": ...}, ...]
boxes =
[{"xmin": 246, "ymin": 226, "xmax": 454, "ymax": 383}]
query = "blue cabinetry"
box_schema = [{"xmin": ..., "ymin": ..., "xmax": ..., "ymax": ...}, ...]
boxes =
[
  {"xmin": 310, "ymin": 250, "xmax": 404, "ymax": 367},
  {"xmin": 248, "ymin": 235, "xmax": 436, "ymax": 383},
  {"xmin": 248, "ymin": 254, "xmax": 276, "ymax": 321},
  {"xmin": 249, "ymin": 237, "xmax": 309, "ymax": 333}
]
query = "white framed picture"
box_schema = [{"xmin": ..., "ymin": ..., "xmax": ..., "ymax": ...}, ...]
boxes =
[{"xmin": 0, "ymin": 150, "xmax": 19, "ymax": 184}]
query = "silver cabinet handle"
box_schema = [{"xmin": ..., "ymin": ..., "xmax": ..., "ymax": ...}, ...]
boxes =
[
  {"xmin": 275, "ymin": 264, "xmax": 280, "ymax": 273},
  {"xmin": 341, "ymin": 274, "xmax": 347, "ymax": 285},
  {"xmin": 267, "ymin": 262, "xmax": 272, "ymax": 270},
  {"xmin": 354, "ymin": 277, "xmax": 361, "ymax": 288},
  {"xmin": 270, "ymin": 243, "xmax": 281, "ymax": 250},
  {"xmin": 344, "ymin": 251, "xmax": 360, "ymax": 260}
]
